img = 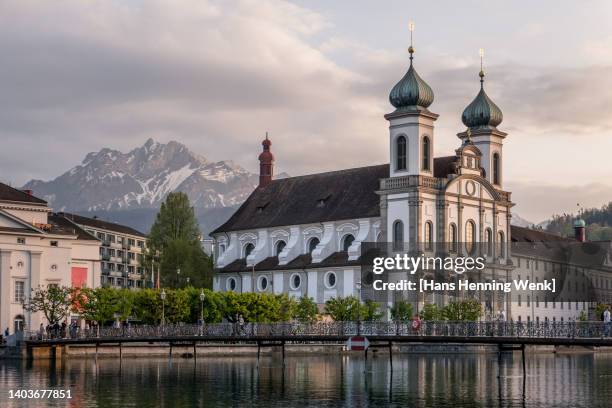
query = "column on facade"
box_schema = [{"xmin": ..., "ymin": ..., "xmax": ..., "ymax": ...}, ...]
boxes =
[{"xmin": 0, "ymin": 250, "xmax": 12, "ymax": 334}]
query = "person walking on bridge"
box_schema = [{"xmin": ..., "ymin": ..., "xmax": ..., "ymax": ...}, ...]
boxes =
[{"xmin": 604, "ymin": 307, "xmax": 611, "ymax": 337}]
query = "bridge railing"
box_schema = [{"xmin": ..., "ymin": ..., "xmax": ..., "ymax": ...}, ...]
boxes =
[{"xmin": 25, "ymin": 321, "xmax": 612, "ymax": 342}]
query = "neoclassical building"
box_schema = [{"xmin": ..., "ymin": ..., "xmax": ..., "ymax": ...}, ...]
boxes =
[{"xmin": 211, "ymin": 42, "xmax": 609, "ymax": 321}]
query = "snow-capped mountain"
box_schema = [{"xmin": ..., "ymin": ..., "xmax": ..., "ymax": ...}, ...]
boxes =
[
  {"xmin": 23, "ymin": 139, "xmax": 260, "ymax": 212},
  {"xmin": 511, "ymin": 213, "xmax": 536, "ymax": 228}
]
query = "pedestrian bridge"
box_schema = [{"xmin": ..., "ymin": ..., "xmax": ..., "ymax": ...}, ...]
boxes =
[{"xmin": 24, "ymin": 321, "xmax": 612, "ymax": 348}]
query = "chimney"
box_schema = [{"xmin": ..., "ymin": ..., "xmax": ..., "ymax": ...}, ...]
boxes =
[
  {"xmin": 258, "ymin": 132, "xmax": 274, "ymax": 187},
  {"xmin": 22, "ymin": 189, "xmax": 33, "ymax": 196},
  {"xmin": 574, "ymin": 218, "xmax": 586, "ymax": 242}
]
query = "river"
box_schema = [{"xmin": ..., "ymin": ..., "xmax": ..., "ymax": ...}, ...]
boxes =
[{"xmin": 1, "ymin": 352, "xmax": 611, "ymax": 407}]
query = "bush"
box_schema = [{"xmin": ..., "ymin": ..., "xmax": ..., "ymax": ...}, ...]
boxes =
[
  {"xmin": 442, "ymin": 299, "xmax": 482, "ymax": 321},
  {"xmin": 420, "ymin": 303, "xmax": 442, "ymax": 321},
  {"xmin": 294, "ymin": 296, "xmax": 319, "ymax": 323},
  {"xmin": 390, "ymin": 300, "xmax": 413, "ymax": 321}
]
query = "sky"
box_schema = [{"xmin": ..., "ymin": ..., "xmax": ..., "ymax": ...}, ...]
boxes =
[{"xmin": 1, "ymin": 0, "xmax": 611, "ymax": 223}]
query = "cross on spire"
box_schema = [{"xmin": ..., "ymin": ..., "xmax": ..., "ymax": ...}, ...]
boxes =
[{"xmin": 408, "ymin": 20, "xmax": 415, "ymax": 63}]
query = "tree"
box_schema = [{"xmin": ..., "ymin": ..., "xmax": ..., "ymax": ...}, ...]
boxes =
[
  {"xmin": 420, "ymin": 303, "xmax": 442, "ymax": 321},
  {"xmin": 294, "ymin": 296, "xmax": 319, "ymax": 323},
  {"xmin": 390, "ymin": 300, "xmax": 413, "ymax": 321},
  {"xmin": 361, "ymin": 300, "xmax": 383, "ymax": 321},
  {"xmin": 442, "ymin": 299, "xmax": 482, "ymax": 321},
  {"xmin": 324, "ymin": 296, "xmax": 361, "ymax": 321},
  {"xmin": 23, "ymin": 285, "xmax": 74, "ymax": 325},
  {"xmin": 148, "ymin": 192, "xmax": 214, "ymax": 288},
  {"xmin": 77, "ymin": 287, "xmax": 121, "ymax": 326}
]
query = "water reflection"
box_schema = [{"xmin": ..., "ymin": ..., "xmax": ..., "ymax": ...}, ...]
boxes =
[{"xmin": 1, "ymin": 352, "xmax": 612, "ymax": 407}]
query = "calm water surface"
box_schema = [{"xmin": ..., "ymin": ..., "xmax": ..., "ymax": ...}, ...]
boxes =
[{"xmin": 1, "ymin": 352, "xmax": 612, "ymax": 407}]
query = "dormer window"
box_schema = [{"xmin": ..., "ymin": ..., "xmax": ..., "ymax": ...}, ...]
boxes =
[
  {"xmin": 243, "ymin": 243, "xmax": 255, "ymax": 258},
  {"xmin": 316, "ymin": 194, "xmax": 332, "ymax": 208},
  {"xmin": 256, "ymin": 202, "xmax": 270, "ymax": 213},
  {"xmin": 308, "ymin": 237, "xmax": 320, "ymax": 253}
]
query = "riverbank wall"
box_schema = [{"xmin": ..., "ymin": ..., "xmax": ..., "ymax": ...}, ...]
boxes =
[{"xmin": 6, "ymin": 343, "xmax": 610, "ymax": 360}]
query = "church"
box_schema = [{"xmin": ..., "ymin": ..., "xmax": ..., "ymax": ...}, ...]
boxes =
[{"xmin": 211, "ymin": 39, "xmax": 608, "ymax": 321}]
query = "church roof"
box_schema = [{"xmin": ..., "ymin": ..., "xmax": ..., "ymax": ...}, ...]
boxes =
[{"xmin": 212, "ymin": 164, "xmax": 389, "ymax": 234}]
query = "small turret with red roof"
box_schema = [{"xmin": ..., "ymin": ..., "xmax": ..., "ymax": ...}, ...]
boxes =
[{"xmin": 258, "ymin": 132, "xmax": 274, "ymax": 187}]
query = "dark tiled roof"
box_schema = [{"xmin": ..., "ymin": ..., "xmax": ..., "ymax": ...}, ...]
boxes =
[
  {"xmin": 433, "ymin": 156, "xmax": 457, "ymax": 178},
  {"xmin": 58, "ymin": 212, "xmax": 146, "ymax": 237},
  {"xmin": 510, "ymin": 225, "xmax": 569, "ymax": 243},
  {"xmin": 0, "ymin": 226, "xmax": 41, "ymax": 234},
  {"xmin": 0, "ymin": 182, "xmax": 47, "ymax": 205},
  {"xmin": 212, "ymin": 164, "xmax": 389, "ymax": 234},
  {"xmin": 48, "ymin": 214, "xmax": 99, "ymax": 241}
]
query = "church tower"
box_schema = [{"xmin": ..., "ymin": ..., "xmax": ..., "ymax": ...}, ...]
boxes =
[
  {"xmin": 385, "ymin": 23, "xmax": 438, "ymax": 178},
  {"xmin": 458, "ymin": 50, "xmax": 506, "ymax": 188},
  {"xmin": 258, "ymin": 133, "xmax": 274, "ymax": 187}
]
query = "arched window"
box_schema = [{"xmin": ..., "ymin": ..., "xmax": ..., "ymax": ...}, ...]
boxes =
[
  {"xmin": 498, "ymin": 231, "xmax": 505, "ymax": 257},
  {"xmin": 342, "ymin": 234, "xmax": 355, "ymax": 252},
  {"xmin": 393, "ymin": 220, "xmax": 404, "ymax": 251},
  {"xmin": 485, "ymin": 228, "xmax": 493, "ymax": 256},
  {"xmin": 493, "ymin": 153, "xmax": 500, "ymax": 185},
  {"xmin": 275, "ymin": 240, "xmax": 286, "ymax": 256},
  {"xmin": 424, "ymin": 221, "xmax": 433, "ymax": 250},
  {"xmin": 465, "ymin": 220, "xmax": 476, "ymax": 254},
  {"xmin": 449, "ymin": 223, "xmax": 457, "ymax": 252},
  {"xmin": 422, "ymin": 136, "xmax": 430, "ymax": 171},
  {"xmin": 396, "ymin": 136, "xmax": 407, "ymax": 170},
  {"xmin": 308, "ymin": 237, "xmax": 320, "ymax": 253},
  {"xmin": 243, "ymin": 243, "xmax": 255, "ymax": 258}
]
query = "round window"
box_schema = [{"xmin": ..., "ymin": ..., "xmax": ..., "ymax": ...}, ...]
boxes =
[
  {"xmin": 325, "ymin": 272, "xmax": 337, "ymax": 288},
  {"xmin": 258, "ymin": 276, "xmax": 268, "ymax": 291},
  {"xmin": 227, "ymin": 277, "xmax": 237, "ymax": 291},
  {"xmin": 290, "ymin": 273, "xmax": 301, "ymax": 290}
]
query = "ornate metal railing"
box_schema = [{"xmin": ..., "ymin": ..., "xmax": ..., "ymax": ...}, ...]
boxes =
[{"xmin": 25, "ymin": 321, "xmax": 612, "ymax": 342}]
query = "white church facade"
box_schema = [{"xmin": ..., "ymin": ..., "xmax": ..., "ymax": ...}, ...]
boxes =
[{"xmin": 211, "ymin": 41, "xmax": 610, "ymax": 322}]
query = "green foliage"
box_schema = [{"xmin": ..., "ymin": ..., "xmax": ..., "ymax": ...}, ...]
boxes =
[
  {"xmin": 579, "ymin": 310, "xmax": 588, "ymax": 322},
  {"xmin": 390, "ymin": 300, "xmax": 413, "ymax": 321},
  {"xmin": 294, "ymin": 296, "xmax": 319, "ymax": 323},
  {"xmin": 23, "ymin": 285, "xmax": 74, "ymax": 325},
  {"xmin": 149, "ymin": 192, "xmax": 201, "ymax": 247},
  {"xmin": 324, "ymin": 296, "xmax": 361, "ymax": 321},
  {"xmin": 323, "ymin": 296, "xmax": 383, "ymax": 322},
  {"xmin": 361, "ymin": 299, "xmax": 383, "ymax": 321},
  {"xmin": 147, "ymin": 192, "xmax": 213, "ymax": 288},
  {"xmin": 442, "ymin": 299, "xmax": 482, "ymax": 321},
  {"xmin": 78, "ymin": 287, "xmax": 121, "ymax": 325},
  {"xmin": 595, "ymin": 303, "xmax": 610, "ymax": 321},
  {"xmin": 220, "ymin": 292, "xmax": 298, "ymax": 323},
  {"xmin": 546, "ymin": 202, "xmax": 612, "ymax": 240},
  {"xmin": 132, "ymin": 289, "xmax": 163, "ymax": 324},
  {"xmin": 420, "ymin": 303, "xmax": 442, "ymax": 321}
]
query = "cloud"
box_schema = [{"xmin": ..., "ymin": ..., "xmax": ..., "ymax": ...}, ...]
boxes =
[
  {"xmin": 0, "ymin": 0, "xmax": 611, "ymax": 227},
  {"xmin": 508, "ymin": 181, "xmax": 612, "ymax": 224}
]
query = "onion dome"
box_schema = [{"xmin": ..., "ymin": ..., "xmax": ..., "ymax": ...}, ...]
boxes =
[
  {"xmin": 461, "ymin": 70, "xmax": 503, "ymax": 129},
  {"xmin": 574, "ymin": 218, "xmax": 586, "ymax": 228},
  {"xmin": 389, "ymin": 47, "xmax": 434, "ymax": 111},
  {"xmin": 258, "ymin": 133, "xmax": 274, "ymax": 162}
]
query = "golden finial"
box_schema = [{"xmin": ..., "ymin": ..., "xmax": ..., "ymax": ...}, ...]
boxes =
[
  {"xmin": 408, "ymin": 21, "xmax": 415, "ymax": 62},
  {"xmin": 478, "ymin": 48, "xmax": 485, "ymax": 84}
]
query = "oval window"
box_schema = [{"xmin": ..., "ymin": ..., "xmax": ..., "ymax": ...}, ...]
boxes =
[
  {"xmin": 259, "ymin": 276, "xmax": 268, "ymax": 291},
  {"xmin": 227, "ymin": 277, "xmax": 237, "ymax": 291},
  {"xmin": 290, "ymin": 273, "xmax": 301, "ymax": 290},
  {"xmin": 325, "ymin": 272, "xmax": 337, "ymax": 288}
]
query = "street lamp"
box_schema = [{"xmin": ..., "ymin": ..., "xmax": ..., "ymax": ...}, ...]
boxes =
[
  {"xmin": 200, "ymin": 290, "xmax": 206, "ymax": 335},
  {"xmin": 160, "ymin": 289, "xmax": 166, "ymax": 327},
  {"xmin": 356, "ymin": 281, "xmax": 362, "ymax": 335},
  {"xmin": 177, "ymin": 267, "xmax": 181, "ymax": 287}
]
